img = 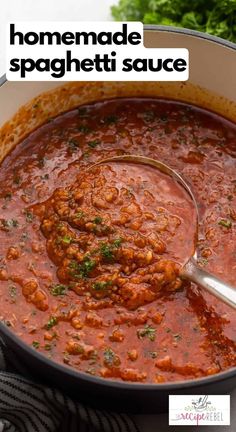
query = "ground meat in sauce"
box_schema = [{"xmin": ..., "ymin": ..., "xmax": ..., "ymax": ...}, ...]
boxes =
[
  {"xmin": 33, "ymin": 162, "xmax": 195, "ymax": 311},
  {"xmin": 0, "ymin": 98, "xmax": 235, "ymax": 383}
]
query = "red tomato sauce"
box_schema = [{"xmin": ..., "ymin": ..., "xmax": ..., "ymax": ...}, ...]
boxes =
[{"xmin": 0, "ymin": 98, "xmax": 235, "ymax": 383}]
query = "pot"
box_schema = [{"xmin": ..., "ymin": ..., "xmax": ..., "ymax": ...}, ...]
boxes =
[{"xmin": 0, "ymin": 26, "xmax": 235, "ymax": 413}]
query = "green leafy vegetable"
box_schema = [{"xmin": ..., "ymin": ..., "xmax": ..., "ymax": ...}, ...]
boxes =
[{"xmin": 111, "ymin": 0, "xmax": 236, "ymax": 42}]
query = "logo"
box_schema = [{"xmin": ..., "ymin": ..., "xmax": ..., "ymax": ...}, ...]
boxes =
[{"xmin": 169, "ymin": 395, "xmax": 230, "ymax": 426}]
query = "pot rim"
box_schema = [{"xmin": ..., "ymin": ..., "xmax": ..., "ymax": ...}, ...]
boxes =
[{"xmin": 0, "ymin": 25, "xmax": 235, "ymax": 392}]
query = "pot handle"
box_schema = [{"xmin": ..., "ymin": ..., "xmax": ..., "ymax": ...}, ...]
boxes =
[{"xmin": 182, "ymin": 258, "xmax": 236, "ymax": 309}]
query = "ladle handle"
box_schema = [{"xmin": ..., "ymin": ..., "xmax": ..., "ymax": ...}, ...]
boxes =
[{"xmin": 182, "ymin": 258, "xmax": 236, "ymax": 309}]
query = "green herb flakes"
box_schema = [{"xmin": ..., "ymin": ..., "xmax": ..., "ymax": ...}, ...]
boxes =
[
  {"xmin": 50, "ymin": 284, "xmax": 67, "ymax": 296},
  {"xmin": 4, "ymin": 192, "xmax": 12, "ymax": 201},
  {"xmin": 88, "ymin": 140, "xmax": 100, "ymax": 148},
  {"xmin": 9, "ymin": 285, "xmax": 17, "ymax": 298},
  {"xmin": 25, "ymin": 210, "xmax": 33, "ymax": 223},
  {"xmin": 78, "ymin": 125, "xmax": 91, "ymax": 133},
  {"xmin": 44, "ymin": 344, "xmax": 52, "ymax": 351},
  {"xmin": 218, "ymin": 219, "xmax": 232, "ymax": 228},
  {"xmin": 70, "ymin": 256, "xmax": 96, "ymax": 279},
  {"xmin": 45, "ymin": 316, "xmax": 58, "ymax": 330},
  {"xmin": 75, "ymin": 210, "xmax": 85, "ymax": 219},
  {"xmin": 103, "ymin": 115, "xmax": 118, "ymax": 124},
  {"xmin": 137, "ymin": 325, "xmax": 156, "ymax": 341},
  {"xmin": 93, "ymin": 216, "xmax": 103, "ymax": 224},
  {"xmin": 92, "ymin": 281, "xmax": 112, "ymax": 291},
  {"xmin": 173, "ymin": 333, "xmax": 182, "ymax": 341},
  {"xmin": 32, "ymin": 341, "xmax": 40, "ymax": 349},
  {"xmin": 100, "ymin": 238, "xmax": 122, "ymax": 261},
  {"xmin": 68, "ymin": 138, "xmax": 80, "ymax": 151},
  {"xmin": 60, "ymin": 235, "xmax": 72, "ymax": 245},
  {"xmin": 1, "ymin": 219, "xmax": 19, "ymax": 229},
  {"xmin": 103, "ymin": 347, "xmax": 120, "ymax": 367}
]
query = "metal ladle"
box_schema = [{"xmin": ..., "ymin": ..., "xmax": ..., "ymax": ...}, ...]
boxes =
[{"xmin": 90, "ymin": 154, "xmax": 236, "ymax": 309}]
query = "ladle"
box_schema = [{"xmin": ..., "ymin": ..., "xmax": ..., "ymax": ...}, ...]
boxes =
[{"xmin": 90, "ymin": 154, "xmax": 236, "ymax": 309}]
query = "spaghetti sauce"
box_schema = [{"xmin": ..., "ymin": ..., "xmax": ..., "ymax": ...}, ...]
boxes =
[{"xmin": 0, "ymin": 98, "xmax": 235, "ymax": 383}]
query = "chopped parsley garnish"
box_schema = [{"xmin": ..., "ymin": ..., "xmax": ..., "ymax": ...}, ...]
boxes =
[
  {"xmin": 173, "ymin": 333, "xmax": 182, "ymax": 341},
  {"xmin": 137, "ymin": 325, "xmax": 156, "ymax": 341},
  {"xmin": 142, "ymin": 110, "xmax": 155, "ymax": 123},
  {"xmin": 21, "ymin": 232, "xmax": 28, "ymax": 241},
  {"xmin": 100, "ymin": 243, "xmax": 114, "ymax": 260},
  {"xmin": 148, "ymin": 351, "xmax": 158, "ymax": 359},
  {"xmin": 198, "ymin": 258, "xmax": 208, "ymax": 266},
  {"xmin": 50, "ymin": 284, "xmax": 67, "ymax": 296},
  {"xmin": 82, "ymin": 151, "xmax": 90, "ymax": 159},
  {"xmin": 103, "ymin": 115, "xmax": 118, "ymax": 124},
  {"xmin": 78, "ymin": 125, "xmax": 91, "ymax": 133},
  {"xmin": 13, "ymin": 176, "xmax": 21, "ymax": 185},
  {"xmin": 68, "ymin": 138, "xmax": 80, "ymax": 151},
  {"xmin": 88, "ymin": 140, "xmax": 100, "ymax": 148},
  {"xmin": 113, "ymin": 238, "xmax": 122, "ymax": 248},
  {"xmin": 25, "ymin": 210, "xmax": 33, "ymax": 223},
  {"xmin": 70, "ymin": 256, "xmax": 96, "ymax": 278},
  {"xmin": 2, "ymin": 219, "xmax": 19, "ymax": 229},
  {"xmin": 4, "ymin": 192, "xmax": 12, "ymax": 201},
  {"xmin": 93, "ymin": 216, "xmax": 103, "ymax": 224},
  {"xmin": 103, "ymin": 348, "xmax": 120, "ymax": 367},
  {"xmin": 75, "ymin": 210, "xmax": 85, "ymax": 219},
  {"xmin": 45, "ymin": 316, "xmax": 58, "ymax": 330},
  {"xmin": 100, "ymin": 238, "xmax": 122, "ymax": 261},
  {"xmin": 218, "ymin": 219, "xmax": 232, "ymax": 228},
  {"xmin": 41, "ymin": 173, "xmax": 49, "ymax": 180},
  {"xmin": 38, "ymin": 157, "xmax": 45, "ymax": 168},
  {"xmin": 60, "ymin": 235, "xmax": 73, "ymax": 245},
  {"xmin": 32, "ymin": 341, "xmax": 40, "ymax": 349},
  {"xmin": 44, "ymin": 344, "xmax": 52, "ymax": 351},
  {"xmin": 9, "ymin": 285, "xmax": 17, "ymax": 298},
  {"xmin": 92, "ymin": 281, "xmax": 112, "ymax": 291},
  {"xmin": 104, "ymin": 348, "xmax": 114, "ymax": 365}
]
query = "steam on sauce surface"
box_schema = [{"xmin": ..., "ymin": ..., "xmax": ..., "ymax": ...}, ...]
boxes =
[{"xmin": 0, "ymin": 98, "xmax": 235, "ymax": 383}]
